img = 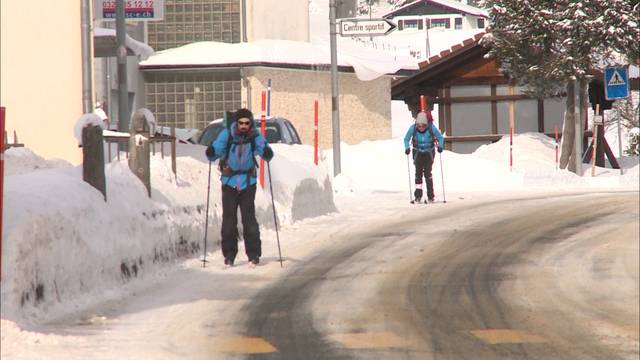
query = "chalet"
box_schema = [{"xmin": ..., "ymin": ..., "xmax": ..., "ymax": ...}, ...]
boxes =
[
  {"xmin": 392, "ymin": 32, "xmax": 567, "ymax": 153},
  {"xmin": 383, "ymin": 0, "xmax": 489, "ymax": 32}
]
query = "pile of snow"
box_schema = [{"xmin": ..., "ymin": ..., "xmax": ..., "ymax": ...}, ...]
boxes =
[
  {"xmin": 3, "ymin": 148, "xmax": 72, "ymax": 176},
  {"xmin": 325, "ymin": 132, "xmax": 639, "ymax": 194},
  {"xmin": 1, "ymin": 143, "xmax": 335, "ymax": 325},
  {"xmin": 2, "ymin": 132, "xmax": 637, "ymax": 327}
]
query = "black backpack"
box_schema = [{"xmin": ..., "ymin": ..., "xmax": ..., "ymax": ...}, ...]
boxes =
[{"xmin": 219, "ymin": 111, "xmax": 259, "ymax": 178}]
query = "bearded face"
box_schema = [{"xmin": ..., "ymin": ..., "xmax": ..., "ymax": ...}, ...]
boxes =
[{"xmin": 236, "ymin": 117, "xmax": 252, "ymax": 134}]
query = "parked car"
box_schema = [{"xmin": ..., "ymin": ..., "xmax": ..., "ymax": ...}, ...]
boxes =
[{"xmin": 197, "ymin": 117, "xmax": 302, "ymax": 146}]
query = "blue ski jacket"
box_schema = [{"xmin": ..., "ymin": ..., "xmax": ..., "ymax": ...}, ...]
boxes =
[
  {"xmin": 403, "ymin": 123, "xmax": 445, "ymax": 153},
  {"xmin": 209, "ymin": 122, "xmax": 270, "ymax": 190}
]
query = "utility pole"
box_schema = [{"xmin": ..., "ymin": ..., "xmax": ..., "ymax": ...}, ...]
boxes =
[
  {"xmin": 81, "ymin": 0, "xmax": 93, "ymax": 114},
  {"xmin": 116, "ymin": 0, "xmax": 129, "ymax": 134},
  {"xmin": 329, "ymin": 0, "xmax": 342, "ymax": 176}
]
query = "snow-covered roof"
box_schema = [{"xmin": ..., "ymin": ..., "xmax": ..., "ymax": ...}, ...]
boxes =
[
  {"xmin": 383, "ymin": 0, "xmax": 488, "ymax": 19},
  {"xmin": 94, "ymin": 27, "xmax": 154, "ymax": 60},
  {"xmin": 419, "ymin": 31, "xmax": 485, "ymax": 68},
  {"xmin": 139, "ymin": 39, "xmax": 418, "ymax": 81}
]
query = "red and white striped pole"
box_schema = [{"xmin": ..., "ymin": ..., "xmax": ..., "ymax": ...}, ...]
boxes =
[
  {"xmin": 314, "ymin": 100, "xmax": 319, "ymax": 165},
  {"xmin": 0, "ymin": 106, "xmax": 5, "ymax": 280},
  {"xmin": 554, "ymin": 125, "xmax": 558, "ymax": 170},
  {"xmin": 509, "ymin": 126, "xmax": 513, "ymax": 171},
  {"xmin": 260, "ymin": 91, "xmax": 266, "ymax": 188}
]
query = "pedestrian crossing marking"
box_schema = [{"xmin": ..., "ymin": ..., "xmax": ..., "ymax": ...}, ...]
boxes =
[
  {"xmin": 608, "ymin": 70, "xmax": 626, "ymax": 86},
  {"xmin": 210, "ymin": 336, "xmax": 277, "ymax": 353},
  {"xmin": 329, "ymin": 331, "xmax": 411, "ymax": 349},
  {"xmin": 469, "ymin": 329, "xmax": 547, "ymax": 344}
]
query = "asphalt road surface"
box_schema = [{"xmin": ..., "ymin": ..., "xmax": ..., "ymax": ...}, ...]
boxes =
[{"xmin": 239, "ymin": 192, "xmax": 639, "ymax": 359}]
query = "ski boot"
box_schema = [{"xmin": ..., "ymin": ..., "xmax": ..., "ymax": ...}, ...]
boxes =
[{"xmin": 412, "ymin": 189, "xmax": 423, "ymax": 204}]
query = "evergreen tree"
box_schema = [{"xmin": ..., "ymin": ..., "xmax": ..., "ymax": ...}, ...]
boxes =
[{"xmin": 479, "ymin": 0, "xmax": 639, "ymax": 172}]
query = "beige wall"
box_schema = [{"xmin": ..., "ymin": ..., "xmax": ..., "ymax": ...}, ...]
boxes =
[
  {"xmin": 1, "ymin": 2, "xmax": 83, "ymax": 164},
  {"xmin": 246, "ymin": 0, "xmax": 309, "ymax": 42},
  {"xmin": 243, "ymin": 67, "xmax": 391, "ymax": 149}
]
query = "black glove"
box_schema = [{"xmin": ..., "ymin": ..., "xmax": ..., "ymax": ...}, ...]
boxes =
[
  {"xmin": 437, "ymin": 147, "xmax": 443, "ymax": 153},
  {"xmin": 263, "ymin": 145, "xmax": 274, "ymax": 162},
  {"xmin": 205, "ymin": 146, "xmax": 215, "ymax": 159},
  {"xmin": 404, "ymin": 148, "xmax": 411, "ymax": 155}
]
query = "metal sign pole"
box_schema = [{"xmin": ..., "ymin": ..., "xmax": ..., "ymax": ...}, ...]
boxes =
[
  {"xmin": 329, "ymin": 0, "xmax": 341, "ymax": 176},
  {"xmin": 116, "ymin": 0, "xmax": 129, "ymax": 135},
  {"xmin": 81, "ymin": 0, "xmax": 93, "ymax": 114}
]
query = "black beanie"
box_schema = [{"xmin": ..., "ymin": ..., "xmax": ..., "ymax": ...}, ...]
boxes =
[{"xmin": 235, "ymin": 108, "xmax": 254, "ymax": 121}]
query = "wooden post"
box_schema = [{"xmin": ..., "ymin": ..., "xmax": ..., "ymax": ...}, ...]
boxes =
[
  {"xmin": 591, "ymin": 104, "xmax": 600, "ymax": 176},
  {"xmin": 171, "ymin": 126, "xmax": 177, "ymax": 181},
  {"xmin": 314, "ymin": 100, "xmax": 319, "ymax": 165},
  {"xmin": 554, "ymin": 125, "xmax": 558, "ymax": 170},
  {"xmin": 82, "ymin": 125, "xmax": 107, "ymax": 201},
  {"xmin": 129, "ymin": 109, "xmax": 151, "ymax": 197}
]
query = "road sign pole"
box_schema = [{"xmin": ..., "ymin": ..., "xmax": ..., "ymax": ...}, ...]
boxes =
[
  {"xmin": 116, "ymin": 0, "xmax": 129, "ymax": 137},
  {"xmin": 329, "ymin": 0, "xmax": 341, "ymax": 176}
]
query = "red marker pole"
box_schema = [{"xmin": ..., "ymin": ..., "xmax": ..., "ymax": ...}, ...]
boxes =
[
  {"xmin": 0, "ymin": 106, "xmax": 5, "ymax": 280},
  {"xmin": 420, "ymin": 95, "xmax": 425, "ymax": 112},
  {"xmin": 314, "ymin": 100, "xmax": 319, "ymax": 166},
  {"xmin": 554, "ymin": 125, "xmax": 558, "ymax": 170},
  {"xmin": 510, "ymin": 126, "xmax": 513, "ymax": 171},
  {"xmin": 260, "ymin": 91, "xmax": 266, "ymax": 188}
]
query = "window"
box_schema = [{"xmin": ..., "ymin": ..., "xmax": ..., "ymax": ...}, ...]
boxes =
[
  {"xmin": 430, "ymin": 18, "xmax": 451, "ymax": 29},
  {"xmin": 477, "ymin": 18, "xmax": 486, "ymax": 28},
  {"xmin": 454, "ymin": 18, "xmax": 462, "ymax": 30},
  {"xmin": 148, "ymin": 0, "xmax": 241, "ymax": 51},
  {"xmin": 145, "ymin": 73, "xmax": 241, "ymax": 130},
  {"xmin": 403, "ymin": 19, "xmax": 420, "ymax": 29}
]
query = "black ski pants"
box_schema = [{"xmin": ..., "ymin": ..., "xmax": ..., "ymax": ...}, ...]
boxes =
[
  {"xmin": 414, "ymin": 150, "xmax": 435, "ymax": 200},
  {"xmin": 221, "ymin": 184, "xmax": 261, "ymax": 262}
]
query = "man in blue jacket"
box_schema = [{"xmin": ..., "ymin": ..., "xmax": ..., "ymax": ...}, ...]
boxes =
[
  {"xmin": 205, "ymin": 108, "xmax": 274, "ymax": 267},
  {"xmin": 404, "ymin": 111, "xmax": 444, "ymax": 203}
]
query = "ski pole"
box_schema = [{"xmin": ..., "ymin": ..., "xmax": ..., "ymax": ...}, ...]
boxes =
[
  {"xmin": 438, "ymin": 151, "xmax": 447, "ymax": 203},
  {"xmin": 266, "ymin": 161, "xmax": 284, "ymax": 268},
  {"xmin": 201, "ymin": 160, "xmax": 212, "ymax": 268},
  {"xmin": 406, "ymin": 153, "xmax": 412, "ymax": 202}
]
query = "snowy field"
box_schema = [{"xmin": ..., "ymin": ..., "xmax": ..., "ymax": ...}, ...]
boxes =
[{"xmin": 1, "ymin": 130, "xmax": 638, "ymax": 358}]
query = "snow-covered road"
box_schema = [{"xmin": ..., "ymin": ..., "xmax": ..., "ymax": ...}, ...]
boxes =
[{"xmin": 6, "ymin": 191, "xmax": 637, "ymax": 360}]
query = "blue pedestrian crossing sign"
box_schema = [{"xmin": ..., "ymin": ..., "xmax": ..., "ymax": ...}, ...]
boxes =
[{"xmin": 604, "ymin": 66, "xmax": 629, "ymax": 100}]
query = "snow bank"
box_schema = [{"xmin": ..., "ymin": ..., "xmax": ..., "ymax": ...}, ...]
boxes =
[
  {"xmin": 326, "ymin": 132, "xmax": 639, "ymax": 194},
  {"xmin": 1, "ymin": 143, "xmax": 335, "ymax": 325},
  {"xmin": 3, "ymin": 147, "xmax": 72, "ymax": 176}
]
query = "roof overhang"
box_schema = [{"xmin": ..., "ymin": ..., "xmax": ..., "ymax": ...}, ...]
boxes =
[{"xmin": 392, "ymin": 32, "xmax": 488, "ymax": 99}]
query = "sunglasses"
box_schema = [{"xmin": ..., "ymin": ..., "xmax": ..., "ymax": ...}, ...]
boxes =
[{"xmin": 417, "ymin": 123, "xmax": 427, "ymax": 128}]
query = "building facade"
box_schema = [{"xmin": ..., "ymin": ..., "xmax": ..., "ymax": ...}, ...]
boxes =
[
  {"xmin": 392, "ymin": 33, "xmax": 566, "ymax": 153},
  {"xmin": 133, "ymin": 0, "xmax": 310, "ymax": 130},
  {"xmin": 1, "ymin": 1, "xmax": 84, "ymax": 164}
]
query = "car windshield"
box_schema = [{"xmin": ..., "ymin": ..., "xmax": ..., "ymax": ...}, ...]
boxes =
[{"xmin": 198, "ymin": 121, "xmax": 283, "ymax": 145}]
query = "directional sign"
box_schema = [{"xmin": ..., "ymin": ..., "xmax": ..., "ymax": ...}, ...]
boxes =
[
  {"xmin": 339, "ymin": 18, "xmax": 397, "ymax": 37},
  {"xmin": 604, "ymin": 66, "xmax": 629, "ymax": 100}
]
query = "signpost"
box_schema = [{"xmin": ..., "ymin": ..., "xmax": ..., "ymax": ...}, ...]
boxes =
[
  {"xmin": 604, "ymin": 66, "xmax": 629, "ymax": 100},
  {"xmin": 604, "ymin": 65, "xmax": 630, "ymax": 175},
  {"xmin": 339, "ymin": 18, "xmax": 396, "ymax": 37}
]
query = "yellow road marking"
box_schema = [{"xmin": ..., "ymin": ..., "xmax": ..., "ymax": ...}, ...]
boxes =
[
  {"xmin": 469, "ymin": 329, "xmax": 547, "ymax": 344},
  {"xmin": 210, "ymin": 336, "xmax": 277, "ymax": 353},
  {"xmin": 329, "ymin": 332, "xmax": 411, "ymax": 349}
]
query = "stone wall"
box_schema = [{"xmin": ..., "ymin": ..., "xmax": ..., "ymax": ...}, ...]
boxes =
[{"xmin": 243, "ymin": 67, "xmax": 391, "ymax": 149}]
